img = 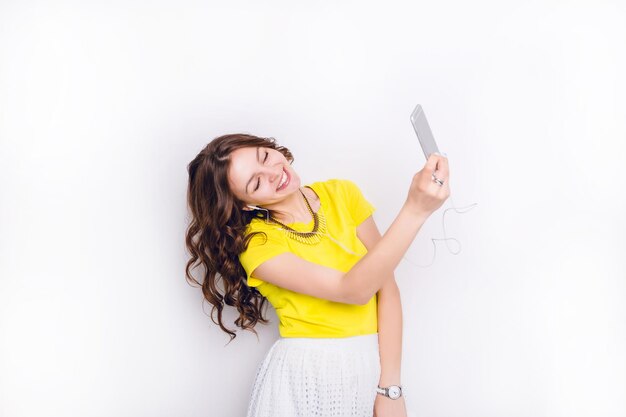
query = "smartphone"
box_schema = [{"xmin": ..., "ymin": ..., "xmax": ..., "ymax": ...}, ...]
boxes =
[{"xmin": 410, "ymin": 104, "xmax": 440, "ymax": 160}]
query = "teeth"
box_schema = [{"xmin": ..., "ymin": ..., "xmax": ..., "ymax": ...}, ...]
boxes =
[{"xmin": 277, "ymin": 170, "xmax": 287, "ymax": 190}]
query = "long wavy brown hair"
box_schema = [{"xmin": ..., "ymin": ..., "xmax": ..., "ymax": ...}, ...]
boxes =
[{"xmin": 185, "ymin": 133, "xmax": 294, "ymax": 342}]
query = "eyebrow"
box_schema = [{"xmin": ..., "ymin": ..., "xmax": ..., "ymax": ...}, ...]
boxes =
[{"xmin": 244, "ymin": 146, "xmax": 261, "ymax": 195}]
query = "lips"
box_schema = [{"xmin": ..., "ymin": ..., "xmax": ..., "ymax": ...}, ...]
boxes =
[{"xmin": 276, "ymin": 168, "xmax": 290, "ymax": 191}]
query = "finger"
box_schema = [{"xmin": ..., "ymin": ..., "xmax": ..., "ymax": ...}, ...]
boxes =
[
  {"xmin": 431, "ymin": 169, "xmax": 450, "ymax": 192},
  {"xmin": 435, "ymin": 154, "xmax": 449, "ymax": 180},
  {"xmin": 438, "ymin": 173, "xmax": 451, "ymax": 195},
  {"xmin": 425, "ymin": 153, "xmax": 442, "ymax": 173},
  {"xmin": 431, "ymin": 176, "xmax": 446, "ymax": 191}
]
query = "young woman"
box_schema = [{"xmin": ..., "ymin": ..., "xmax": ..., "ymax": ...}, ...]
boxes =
[{"xmin": 185, "ymin": 133, "xmax": 450, "ymax": 417}]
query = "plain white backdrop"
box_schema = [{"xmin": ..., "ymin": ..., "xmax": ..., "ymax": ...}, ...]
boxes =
[{"xmin": 1, "ymin": 1, "xmax": 625, "ymax": 416}]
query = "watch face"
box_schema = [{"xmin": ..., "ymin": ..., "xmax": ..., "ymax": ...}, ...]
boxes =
[{"xmin": 388, "ymin": 386, "xmax": 401, "ymax": 399}]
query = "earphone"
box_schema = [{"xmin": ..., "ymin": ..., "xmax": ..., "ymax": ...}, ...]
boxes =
[
  {"xmin": 247, "ymin": 205, "xmax": 263, "ymax": 210},
  {"xmin": 401, "ymin": 151, "xmax": 478, "ymax": 267},
  {"xmin": 400, "ymin": 193, "xmax": 477, "ymax": 268}
]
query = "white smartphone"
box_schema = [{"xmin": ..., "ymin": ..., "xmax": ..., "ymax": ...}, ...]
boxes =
[{"xmin": 410, "ymin": 104, "xmax": 440, "ymax": 160}]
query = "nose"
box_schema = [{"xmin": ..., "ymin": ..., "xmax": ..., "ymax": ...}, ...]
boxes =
[
  {"xmin": 263, "ymin": 164, "xmax": 282, "ymax": 184},
  {"xmin": 270, "ymin": 165, "xmax": 283, "ymax": 183}
]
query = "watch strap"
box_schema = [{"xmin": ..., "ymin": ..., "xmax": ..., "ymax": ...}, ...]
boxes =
[{"xmin": 376, "ymin": 384, "xmax": 403, "ymax": 399}]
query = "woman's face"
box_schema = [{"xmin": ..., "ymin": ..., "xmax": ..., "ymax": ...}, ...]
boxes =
[{"xmin": 227, "ymin": 146, "xmax": 301, "ymax": 208}]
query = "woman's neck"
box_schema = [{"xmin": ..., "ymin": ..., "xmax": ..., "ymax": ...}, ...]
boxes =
[{"xmin": 269, "ymin": 187, "xmax": 319, "ymax": 224}]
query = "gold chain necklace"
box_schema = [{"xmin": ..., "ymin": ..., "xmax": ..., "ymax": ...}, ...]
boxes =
[{"xmin": 268, "ymin": 188, "xmax": 327, "ymax": 244}]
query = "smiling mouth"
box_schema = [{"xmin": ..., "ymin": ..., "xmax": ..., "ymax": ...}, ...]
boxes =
[{"xmin": 276, "ymin": 168, "xmax": 290, "ymax": 191}]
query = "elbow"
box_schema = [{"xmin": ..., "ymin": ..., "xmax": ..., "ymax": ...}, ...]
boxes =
[
  {"xmin": 338, "ymin": 290, "xmax": 363, "ymax": 305},
  {"xmin": 345, "ymin": 289, "xmax": 376, "ymax": 306},
  {"xmin": 338, "ymin": 274, "xmax": 376, "ymax": 305},
  {"xmin": 336, "ymin": 291, "xmax": 372, "ymax": 306},
  {"xmin": 357, "ymin": 292, "xmax": 377, "ymax": 305}
]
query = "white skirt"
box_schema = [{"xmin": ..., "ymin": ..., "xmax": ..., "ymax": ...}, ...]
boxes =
[{"xmin": 246, "ymin": 333, "xmax": 381, "ymax": 417}]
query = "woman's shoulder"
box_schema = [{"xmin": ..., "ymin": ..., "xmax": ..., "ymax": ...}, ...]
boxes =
[{"xmin": 246, "ymin": 216, "xmax": 280, "ymax": 233}]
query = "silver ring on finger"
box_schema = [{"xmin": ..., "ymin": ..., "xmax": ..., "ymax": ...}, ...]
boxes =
[{"xmin": 432, "ymin": 173, "xmax": 445, "ymax": 186}]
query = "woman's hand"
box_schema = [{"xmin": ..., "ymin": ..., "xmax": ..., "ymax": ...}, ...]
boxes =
[
  {"xmin": 373, "ymin": 394, "xmax": 408, "ymax": 417},
  {"xmin": 405, "ymin": 153, "xmax": 450, "ymax": 217}
]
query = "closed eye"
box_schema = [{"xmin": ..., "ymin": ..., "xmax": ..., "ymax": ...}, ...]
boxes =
[{"xmin": 253, "ymin": 150, "xmax": 269, "ymax": 191}]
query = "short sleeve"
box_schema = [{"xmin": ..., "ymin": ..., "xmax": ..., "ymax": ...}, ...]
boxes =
[
  {"xmin": 238, "ymin": 227, "xmax": 290, "ymax": 287},
  {"xmin": 339, "ymin": 179, "xmax": 376, "ymax": 225}
]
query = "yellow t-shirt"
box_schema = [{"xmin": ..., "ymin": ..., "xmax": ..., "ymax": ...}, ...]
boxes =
[{"xmin": 238, "ymin": 178, "xmax": 378, "ymax": 338}]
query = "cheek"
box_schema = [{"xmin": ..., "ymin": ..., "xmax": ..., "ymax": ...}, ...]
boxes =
[{"xmin": 266, "ymin": 178, "xmax": 279, "ymax": 193}]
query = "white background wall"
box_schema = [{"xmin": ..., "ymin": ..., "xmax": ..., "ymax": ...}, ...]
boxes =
[{"xmin": 1, "ymin": 1, "xmax": 624, "ymax": 416}]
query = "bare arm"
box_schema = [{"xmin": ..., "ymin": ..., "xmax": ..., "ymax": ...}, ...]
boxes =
[
  {"xmin": 357, "ymin": 216, "xmax": 403, "ymax": 385},
  {"xmin": 376, "ymin": 279, "xmax": 402, "ymax": 385},
  {"xmin": 359, "ymin": 216, "xmax": 408, "ymax": 416},
  {"xmin": 342, "ymin": 204, "xmax": 428, "ymax": 303},
  {"xmin": 251, "ymin": 205, "xmax": 427, "ymax": 304},
  {"xmin": 251, "ymin": 154, "xmax": 449, "ymax": 304}
]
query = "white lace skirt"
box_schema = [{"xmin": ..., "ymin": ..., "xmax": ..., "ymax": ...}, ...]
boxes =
[{"xmin": 246, "ymin": 333, "xmax": 381, "ymax": 417}]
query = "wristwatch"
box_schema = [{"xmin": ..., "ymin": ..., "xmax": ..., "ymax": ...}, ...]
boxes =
[{"xmin": 376, "ymin": 384, "xmax": 403, "ymax": 400}]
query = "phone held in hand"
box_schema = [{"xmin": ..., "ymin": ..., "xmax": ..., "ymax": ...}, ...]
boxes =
[{"xmin": 410, "ymin": 104, "xmax": 440, "ymax": 160}]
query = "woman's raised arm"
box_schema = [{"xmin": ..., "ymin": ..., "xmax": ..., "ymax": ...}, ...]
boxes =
[{"xmin": 250, "ymin": 153, "xmax": 449, "ymax": 304}]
